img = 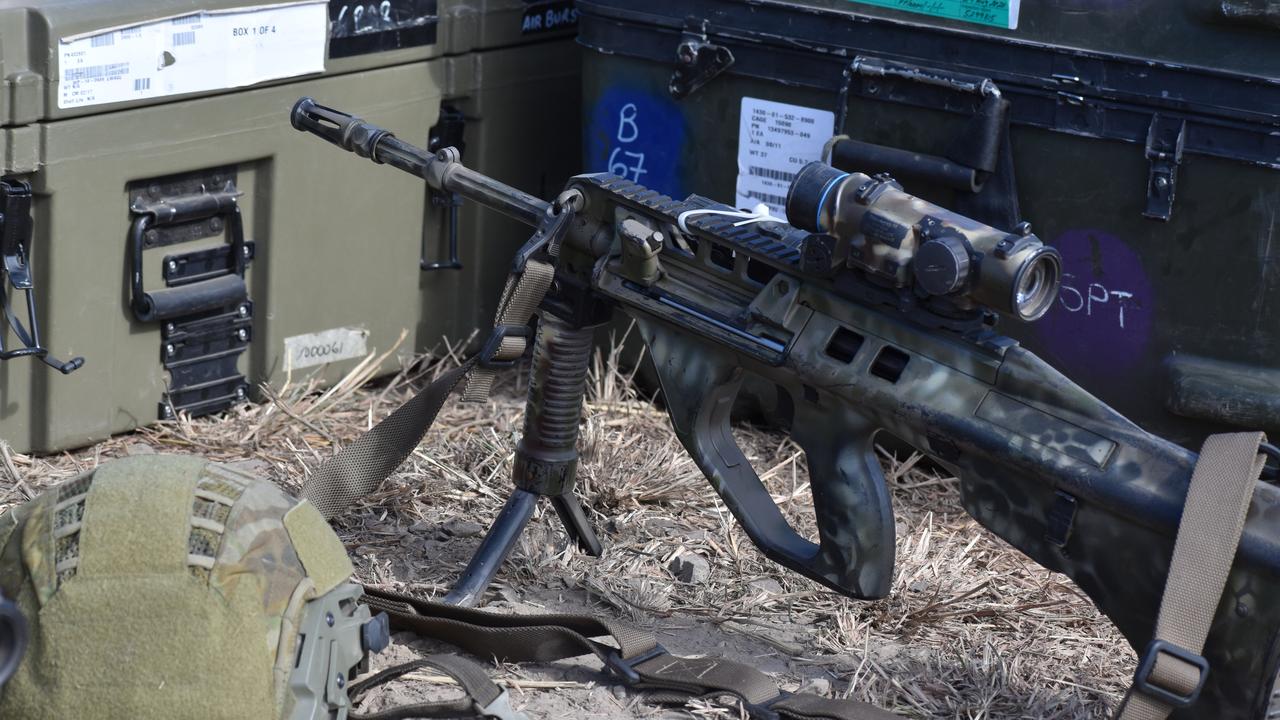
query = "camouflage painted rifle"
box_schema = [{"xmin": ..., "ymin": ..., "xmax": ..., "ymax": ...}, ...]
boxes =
[{"xmin": 292, "ymin": 99, "xmax": 1280, "ymax": 718}]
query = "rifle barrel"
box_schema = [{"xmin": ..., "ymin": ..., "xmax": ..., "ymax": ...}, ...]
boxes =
[{"xmin": 291, "ymin": 97, "xmax": 549, "ymax": 227}]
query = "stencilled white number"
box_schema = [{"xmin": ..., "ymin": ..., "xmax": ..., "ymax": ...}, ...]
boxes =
[{"xmin": 1057, "ymin": 273, "xmax": 1137, "ymax": 329}]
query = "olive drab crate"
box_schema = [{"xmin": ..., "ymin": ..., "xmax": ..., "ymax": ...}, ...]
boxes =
[
  {"xmin": 578, "ymin": 0, "xmax": 1280, "ymax": 448},
  {"xmin": 0, "ymin": 0, "xmax": 581, "ymax": 453}
]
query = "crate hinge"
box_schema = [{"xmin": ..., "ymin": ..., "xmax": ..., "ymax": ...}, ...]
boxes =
[{"xmin": 669, "ymin": 18, "xmax": 734, "ymax": 100}]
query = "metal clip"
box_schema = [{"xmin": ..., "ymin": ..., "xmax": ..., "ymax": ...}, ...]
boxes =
[
  {"xmin": 476, "ymin": 689, "xmax": 527, "ymax": 720},
  {"xmin": 477, "ymin": 324, "xmax": 535, "ymax": 369},
  {"xmin": 1143, "ymin": 115, "xmax": 1186, "ymax": 221},
  {"xmin": 510, "ymin": 192, "xmax": 579, "ymax": 273},
  {"xmin": 423, "ymin": 105, "xmax": 467, "ymax": 271},
  {"xmin": 669, "ymin": 18, "xmax": 734, "ymax": 99},
  {"xmin": 0, "ymin": 179, "xmax": 84, "ymax": 374},
  {"xmin": 600, "ymin": 643, "xmax": 668, "ymax": 685}
]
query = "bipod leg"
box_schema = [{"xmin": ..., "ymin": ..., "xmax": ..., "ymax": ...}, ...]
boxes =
[
  {"xmin": 442, "ymin": 311, "xmax": 604, "ymax": 606},
  {"xmin": 550, "ymin": 491, "xmax": 602, "ymax": 556},
  {"xmin": 442, "ymin": 489, "xmax": 539, "ymax": 607}
]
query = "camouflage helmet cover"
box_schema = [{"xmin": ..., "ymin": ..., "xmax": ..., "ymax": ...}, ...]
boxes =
[{"xmin": 0, "ymin": 454, "xmax": 377, "ymax": 719}]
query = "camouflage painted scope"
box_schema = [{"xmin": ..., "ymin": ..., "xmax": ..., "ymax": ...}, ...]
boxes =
[{"xmin": 786, "ymin": 162, "xmax": 1062, "ymax": 321}]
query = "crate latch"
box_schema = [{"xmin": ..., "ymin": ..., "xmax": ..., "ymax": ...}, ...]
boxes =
[
  {"xmin": 1144, "ymin": 115, "xmax": 1186, "ymax": 221},
  {"xmin": 423, "ymin": 105, "xmax": 467, "ymax": 271},
  {"xmin": 669, "ymin": 18, "xmax": 734, "ymax": 100},
  {"xmin": 0, "ymin": 179, "xmax": 84, "ymax": 374},
  {"xmin": 128, "ymin": 170, "xmax": 253, "ymax": 420}
]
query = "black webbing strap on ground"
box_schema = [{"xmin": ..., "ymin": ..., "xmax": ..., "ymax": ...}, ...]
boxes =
[
  {"xmin": 349, "ymin": 654, "xmax": 526, "ymax": 720},
  {"xmin": 360, "ymin": 586, "xmax": 899, "ymax": 720}
]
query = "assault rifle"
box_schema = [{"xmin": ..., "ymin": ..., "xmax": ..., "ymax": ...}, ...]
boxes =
[{"xmin": 292, "ymin": 98, "xmax": 1280, "ymax": 719}]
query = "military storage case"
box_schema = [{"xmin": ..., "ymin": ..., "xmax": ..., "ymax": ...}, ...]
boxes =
[
  {"xmin": 0, "ymin": 0, "xmax": 582, "ymax": 453},
  {"xmin": 578, "ymin": 0, "xmax": 1280, "ymax": 447}
]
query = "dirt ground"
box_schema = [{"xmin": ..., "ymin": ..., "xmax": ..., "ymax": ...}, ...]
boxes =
[{"xmin": 0, "ymin": 335, "xmax": 1132, "ymax": 718}]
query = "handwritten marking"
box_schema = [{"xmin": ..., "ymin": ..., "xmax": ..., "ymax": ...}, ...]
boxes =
[{"xmin": 1057, "ymin": 273, "xmax": 1138, "ymax": 330}]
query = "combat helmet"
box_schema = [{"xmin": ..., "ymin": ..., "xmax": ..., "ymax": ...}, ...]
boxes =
[{"xmin": 0, "ymin": 454, "xmax": 388, "ymax": 719}]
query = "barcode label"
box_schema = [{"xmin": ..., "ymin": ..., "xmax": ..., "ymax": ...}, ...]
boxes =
[
  {"xmin": 736, "ymin": 97, "xmax": 834, "ymax": 217},
  {"xmin": 58, "ymin": 1, "xmax": 328, "ymax": 110},
  {"xmin": 744, "ymin": 190, "xmax": 789, "ymax": 207},
  {"xmin": 747, "ymin": 166, "xmax": 796, "ymax": 183},
  {"xmin": 64, "ymin": 63, "xmax": 129, "ymax": 82}
]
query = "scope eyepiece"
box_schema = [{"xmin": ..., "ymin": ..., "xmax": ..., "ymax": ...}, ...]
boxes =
[
  {"xmin": 785, "ymin": 161, "xmax": 1062, "ymax": 322},
  {"xmin": 786, "ymin": 162, "xmax": 849, "ymax": 234}
]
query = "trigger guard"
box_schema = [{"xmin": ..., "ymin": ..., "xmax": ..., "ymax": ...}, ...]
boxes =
[{"xmin": 636, "ymin": 315, "xmax": 894, "ymax": 599}]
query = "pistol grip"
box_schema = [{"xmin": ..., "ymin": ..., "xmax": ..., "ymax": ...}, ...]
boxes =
[
  {"xmin": 638, "ymin": 319, "xmax": 895, "ymax": 599},
  {"xmin": 789, "ymin": 401, "xmax": 895, "ymax": 598}
]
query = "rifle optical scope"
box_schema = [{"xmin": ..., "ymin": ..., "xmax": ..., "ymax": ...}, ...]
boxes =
[{"xmin": 786, "ymin": 162, "xmax": 1062, "ymax": 321}]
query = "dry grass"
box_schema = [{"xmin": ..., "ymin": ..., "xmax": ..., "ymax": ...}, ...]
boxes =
[{"xmin": 0, "ymin": 330, "xmax": 1130, "ymax": 718}]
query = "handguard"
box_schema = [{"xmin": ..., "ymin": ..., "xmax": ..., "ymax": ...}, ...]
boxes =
[{"xmin": 635, "ymin": 318, "xmax": 895, "ymax": 599}]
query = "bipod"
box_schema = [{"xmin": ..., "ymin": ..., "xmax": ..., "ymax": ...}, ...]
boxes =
[{"xmin": 444, "ymin": 310, "xmax": 605, "ymax": 606}]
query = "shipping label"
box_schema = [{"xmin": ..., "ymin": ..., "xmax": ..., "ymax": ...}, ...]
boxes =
[
  {"xmin": 58, "ymin": 1, "xmax": 328, "ymax": 109},
  {"xmin": 849, "ymin": 0, "xmax": 1021, "ymax": 30},
  {"xmin": 735, "ymin": 97, "xmax": 835, "ymax": 217},
  {"xmin": 284, "ymin": 327, "xmax": 370, "ymax": 370}
]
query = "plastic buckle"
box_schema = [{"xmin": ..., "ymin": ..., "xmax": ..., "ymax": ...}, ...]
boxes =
[
  {"xmin": 1133, "ymin": 639, "xmax": 1208, "ymax": 707},
  {"xmin": 361, "ymin": 612, "xmax": 390, "ymax": 654},
  {"xmin": 601, "ymin": 643, "xmax": 668, "ymax": 685},
  {"xmin": 476, "ymin": 689, "xmax": 527, "ymax": 720},
  {"xmin": 477, "ymin": 324, "xmax": 534, "ymax": 369}
]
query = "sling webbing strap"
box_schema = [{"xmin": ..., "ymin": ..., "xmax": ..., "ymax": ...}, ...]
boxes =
[
  {"xmin": 1114, "ymin": 432, "xmax": 1268, "ymax": 719},
  {"xmin": 301, "ymin": 257, "xmax": 556, "ymax": 520},
  {"xmin": 360, "ymin": 586, "xmax": 899, "ymax": 720},
  {"xmin": 303, "ymin": 362, "xmax": 473, "ymax": 519},
  {"xmin": 349, "ymin": 654, "xmax": 526, "ymax": 720},
  {"xmin": 462, "ymin": 260, "xmax": 556, "ymax": 403}
]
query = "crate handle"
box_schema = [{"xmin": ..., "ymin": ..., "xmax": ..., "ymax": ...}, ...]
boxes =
[{"xmin": 128, "ymin": 192, "xmax": 247, "ymax": 323}]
